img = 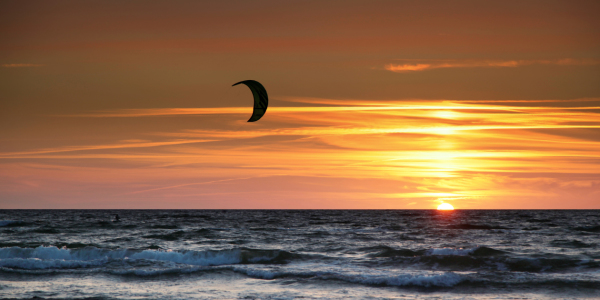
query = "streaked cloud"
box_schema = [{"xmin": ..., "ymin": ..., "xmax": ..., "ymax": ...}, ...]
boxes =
[
  {"xmin": 0, "ymin": 139, "xmax": 214, "ymax": 158},
  {"xmin": 385, "ymin": 59, "xmax": 600, "ymax": 72},
  {"xmin": 71, "ymin": 103, "xmax": 600, "ymax": 118},
  {"xmin": 2, "ymin": 63, "xmax": 45, "ymax": 68}
]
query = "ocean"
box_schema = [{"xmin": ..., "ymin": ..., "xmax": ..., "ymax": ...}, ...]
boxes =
[{"xmin": 0, "ymin": 210, "xmax": 599, "ymax": 299}]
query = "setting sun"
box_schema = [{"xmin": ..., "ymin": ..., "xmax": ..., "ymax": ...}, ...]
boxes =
[{"xmin": 437, "ymin": 203, "xmax": 455, "ymax": 210}]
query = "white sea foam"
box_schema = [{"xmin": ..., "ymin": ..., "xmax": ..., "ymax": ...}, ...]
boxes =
[
  {"xmin": 0, "ymin": 258, "xmax": 107, "ymax": 269},
  {"xmin": 0, "ymin": 246, "xmax": 283, "ymax": 270},
  {"xmin": 424, "ymin": 247, "xmax": 477, "ymax": 256},
  {"xmin": 233, "ymin": 267, "xmax": 279, "ymax": 279},
  {"xmin": 0, "ymin": 246, "xmax": 125, "ymax": 261},
  {"xmin": 128, "ymin": 248, "xmax": 242, "ymax": 266},
  {"xmin": 232, "ymin": 266, "xmax": 465, "ymax": 287}
]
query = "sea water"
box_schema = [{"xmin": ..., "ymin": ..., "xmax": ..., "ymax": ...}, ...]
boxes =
[{"xmin": 0, "ymin": 210, "xmax": 599, "ymax": 299}]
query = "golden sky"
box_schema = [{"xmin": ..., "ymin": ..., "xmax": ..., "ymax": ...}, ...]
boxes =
[{"xmin": 1, "ymin": 1, "xmax": 599, "ymax": 209}]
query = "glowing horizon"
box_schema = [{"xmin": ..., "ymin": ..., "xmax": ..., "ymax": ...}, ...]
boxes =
[
  {"xmin": 1, "ymin": 1, "xmax": 599, "ymax": 209},
  {"xmin": 1, "ymin": 98, "xmax": 598, "ymax": 209}
]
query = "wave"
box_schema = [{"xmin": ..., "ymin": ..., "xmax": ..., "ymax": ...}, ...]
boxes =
[
  {"xmin": 366, "ymin": 246, "xmax": 423, "ymax": 257},
  {"xmin": 107, "ymin": 266, "xmax": 208, "ymax": 277},
  {"xmin": 0, "ymin": 257, "xmax": 108, "ymax": 269},
  {"xmin": 0, "ymin": 220, "xmax": 28, "ymax": 227},
  {"xmin": 192, "ymin": 228, "xmax": 223, "ymax": 238},
  {"xmin": 32, "ymin": 227, "xmax": 60, "ymax": 234},
  {"xmin": 328, "ymin": 272, "xmax": 465, "ymax": 288},
  {"xmin": 143, "ymin": 230, "xmax": 186, "ymax": 241},
  {"xmin": 0, "ymin": 242, "xmax": 99, "ymax": 249},
  {"xmin": 141, "ymin": 228, "xmax": 222, "ymax": 240},
  {"xmin": 232, "ymin": 267, "xmax": 466, "ymax": 287},
  {"xmin": 367, "ymin": 246, "xmax": 506, "ymax": 258},
  {"xmin": 5, "ymin": 259, "xmax": 599, "ymax": 292},
  {"xmin": 425, "ymin": 247, "xmax": 478, "ymax": 256},
  {"xmin": 0, "ymin": 246, "xmax": 299, "ymax": 270},
  {"xmin": 150, "ymin": 224, "xmax": 179, "ymax": 229},
  {"xmin": 527, "ymin": 218, "xmax": 553, "ymax": 223},
  {"xmin": 13, "ymin": 260, "xmax": 466, "ymax": 289},
  {"xmin": 364, "ymin": 246, "xmax": 599, "ymax": 272},
  {"xmin": 0, "ymin": 242, "xmax": 43, "ymax": 248},
  {"xmin": 574, "ymin": 225, "xmax": 600, "ymax": 233},
  {"xmin": 170, "ymin": 213, "xmax": 213, "ymax": 220},
  {"xmin": 0, "ymin": 220, "xmax": 16, "ymax": 227},
  {"xmin": 425, "ymin": 246, "xmax": 507, "ymax": 257},
  {"xmin": 551, "ymin": 239, "xmax": 595, "ymax": 248},
  {"xmin": 447, "ymin": 223, "xmax": 507, "ymax": 230}
]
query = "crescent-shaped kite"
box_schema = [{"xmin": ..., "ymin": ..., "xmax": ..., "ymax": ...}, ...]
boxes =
[{"xmin": 232, "ymin": 80, "xmax": 268, "ymax": 122}]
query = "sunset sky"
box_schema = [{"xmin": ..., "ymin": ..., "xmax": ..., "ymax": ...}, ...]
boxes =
[{"xmin": 1, "ymin": 0, "xmax": 599, "ymax": 209}]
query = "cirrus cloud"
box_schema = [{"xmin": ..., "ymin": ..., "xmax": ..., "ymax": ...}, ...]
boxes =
[
  {"xmin": 2, "ymin": 63, "xmax": 45, "ymax": 68},
  {"xmin": 385, "ymin": 59, "xmax": 600, "ymax": 72}
]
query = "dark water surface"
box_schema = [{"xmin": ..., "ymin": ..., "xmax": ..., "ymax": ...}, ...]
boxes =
[{"xmin": 1, "ymin": 210, "xmax": 599, "ymax": 299}]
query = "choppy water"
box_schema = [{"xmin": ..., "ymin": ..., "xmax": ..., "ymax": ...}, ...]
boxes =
[{"xmin": 0, "ymin": 210, "xmax": 599, "ymax": 299}]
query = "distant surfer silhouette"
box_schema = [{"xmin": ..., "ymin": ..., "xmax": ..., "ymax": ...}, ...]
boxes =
[{"xmin": 114, "ymin": 214, "xmax": 120, "ymax": 222}]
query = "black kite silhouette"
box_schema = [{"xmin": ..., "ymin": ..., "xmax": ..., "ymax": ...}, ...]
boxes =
[{"xmin": 232, "ymin": 80, "xmax": 268, "ymax": 122}]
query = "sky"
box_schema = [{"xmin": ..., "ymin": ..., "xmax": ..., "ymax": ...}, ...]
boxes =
[{"xmin": 1, "ymin": 0, "xmax": 599, "ymax": 209}]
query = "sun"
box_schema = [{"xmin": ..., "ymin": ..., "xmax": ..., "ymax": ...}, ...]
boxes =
[{"xmin": 437, "ymin": 203, "xmax": 454, "ymax": 210}]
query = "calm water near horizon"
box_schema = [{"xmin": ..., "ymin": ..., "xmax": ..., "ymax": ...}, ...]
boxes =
[{"xmin": 0, "ymin": 209, "xmax": 599, "ymax": 299}]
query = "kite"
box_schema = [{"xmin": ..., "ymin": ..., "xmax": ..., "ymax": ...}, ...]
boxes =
[{"xmin": 232, "ymin": 80, "xmax": 268, "ymax": 122}]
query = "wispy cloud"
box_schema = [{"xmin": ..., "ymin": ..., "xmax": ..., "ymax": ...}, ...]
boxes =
[
  {"xmin": 281, "ymin": 97, "xmax": 600, "ymax": 108},
  {"xmin": 0, "ymin": 139, "xmax": 214, "ymax": 158},
  {"xmin": 2, "ymin": 63, "xmax": 44, "ymax": 68},
  {"xmin": 170, "ymin": 125, "xmax": 600, "ymax": 141},
  {"xmin": 385, "ymin": 59, "xmax": 600, "ymax": 72},
  {"xmin": 3, "ymin": 98, "xmax": 600, "ymax": 208},
  {"xmin": 455, "ymin": 98, "xmax": 600, "ymax": 104},
  {"xmin": 123, "ymin": 174, "xmax": 289, "ymax": 195},
  {"xmin": 70, "ymin": 103, "xmax": 600, "ymax": 118}
]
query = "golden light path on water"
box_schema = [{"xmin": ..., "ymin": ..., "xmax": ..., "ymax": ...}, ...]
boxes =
[{"xmin": 1, "ymin": 99, "xmax": 599, "ymax": 209}]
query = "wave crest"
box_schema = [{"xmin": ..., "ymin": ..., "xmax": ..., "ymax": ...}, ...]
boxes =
[
  {"xmin": 0, "ymin": 246, "xmax": 298, "ymax": 270},
  {"xmin": 233, "ymin": 267, "xmax": 465, "ymax": 287}
]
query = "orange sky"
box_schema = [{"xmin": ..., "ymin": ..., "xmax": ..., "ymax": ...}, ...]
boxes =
[{"xmin": 1, "ymin": 0, "xmax": 599, "ymax": 209}]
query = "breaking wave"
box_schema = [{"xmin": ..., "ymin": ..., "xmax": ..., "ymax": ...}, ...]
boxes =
[
  {"xmin": 232, "ymin": 267, "xmax": 466, "ymax": 287},
  {"xmin": 367, "ymin": 246, "xmax": 507, "ymax": 258},
  {"xmin": 0, "ymin": 246, "xmax": 298, "ymax": 270},
  {"xmin": 365, "ymin": 246, "xmax": 599, "ymax": 272}
]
